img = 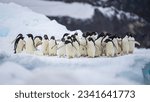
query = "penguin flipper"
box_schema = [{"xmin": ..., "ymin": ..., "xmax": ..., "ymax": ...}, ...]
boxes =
[{"xmin": 135, "ymin": 41, "xmax": 140, "ymax": 46}]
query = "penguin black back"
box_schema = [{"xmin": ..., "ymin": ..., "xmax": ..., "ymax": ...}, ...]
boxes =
[{"xmin": 14, "ymin": 36, "xmax": 24, "ymax": 53}]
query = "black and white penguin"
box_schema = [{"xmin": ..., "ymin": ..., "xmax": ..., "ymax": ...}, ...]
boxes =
[
  {"xmin": 26, "ymin": 34, "xmax": 35, "ymax": 54},
  {"xmin": 63, "ymin": 33, "xmax": 70, "ymax": 41},
  {"xmin": 72, "ymin": 35, "xmax": 80, "ymax": 57},
  {"xmin": 65, "ymin": 40, "xmax": 75, "ymax": 58},
  {"xmin": 49, "ymin": 36, "xmax": 57, "ymax": 56},
  {"xmin": 87, "ymin": 37, "xmax": 95, "ymax": 58},
  {"xmin": 57, "ymin": 37, "xmax": 66, "ymax": 57},
  {"xmin": 95, "ymin": 32, "xmax": 104, "ymax": 57},
  {"xmin": 34, "ymin": 36, "xmax": 42, "ymax": 48},
  {"xmin": 42, "ymin": 34, "xmax": 49, "ymax": 55},
  {"xmin": 109, "ymin": 34, "xmax": 119, "ymax": 56},
  {"xmin": 104, "ymin": 38, "xmax": 115, "ymax": 57},
  {"xmin": 127, "ymin": 33, "xmax": 140, "ymax": 53},
  {"xmin": 79, "ymin": 33, "xmax": 87, "ymax": 56},
  {"xmin": 14, "ymin": 34, "xmax": 25, "ymax": 54},
  {"xmin": 122, "ymin": 34, "xmax": 129, "ymax": 55}
]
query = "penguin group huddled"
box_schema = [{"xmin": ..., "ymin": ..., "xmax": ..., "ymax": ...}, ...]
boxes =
[{"xmin": 13, "ymin": 32, "xmax": 140, "ymax": 58}]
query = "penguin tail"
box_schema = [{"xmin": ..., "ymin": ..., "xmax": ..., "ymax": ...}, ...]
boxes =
[{"xmin": 135, "ymin": 41, "xmax": 140, "ymax": 46}]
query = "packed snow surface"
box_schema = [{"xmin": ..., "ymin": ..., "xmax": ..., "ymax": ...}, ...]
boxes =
[{"xmin": 0, "ymin": 2, "xmax": 149, "ymax": 85}]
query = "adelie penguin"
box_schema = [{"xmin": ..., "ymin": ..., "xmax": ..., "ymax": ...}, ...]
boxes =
[
  {"xmin": 95, "ymin": 32, "xmax": 104, "ymax": 57},
  {"xmin": 87, "ymin": 37, "xmax": 96, "ymax": 58},
  {"xmin": 65, "ymin": 40, "xmax": 75, "ymax": 58},
  {"xmin": 13, "ymin": 34, "xmax": 25, "ymax": 54},
  {"xmin": 57, "ymin": 37, "xmax": 66, "ymax": 57},
  {"xmin": 26, "ymin": 34, "xmax": 35, "ymax": 54},
  {"xmin": 34, "ymin": 36, "xmax": 42, "ymax": 48},
  {"xmin": 49, "ymin": 36, "xmax": 57, "ymax": 56},
  {"xmin": 79, "ymin": 33, "xmax": 87, "ymax": 56},
  {"xmin": 42, "ymin": 34, "xmax": 49, "ymax": 55},
  {"xmin": 72, "ymin": 35, "xmax": 80, "ymax": 57},
  {"xmin": 127, "ymin": 33, "xmax": 140, "ymax": 53},
  {"xmin": 122, "ymin": 34, "xmax": 129, "ymax": 55},
  {"xmin": 109, "ymin": 35, "xmax": 119, "ymax": 56},
  {"xmin": 104, "ymin": 39, "xmax": 115, "ymax": 57}
]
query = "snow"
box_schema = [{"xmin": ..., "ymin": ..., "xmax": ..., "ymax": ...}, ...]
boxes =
[
  {"xmin": 0, "ymin": 2, "xmax": 81, "ymax": 38},
  {"xmin": 0, "ymin": 2, "xmax": 149, "ymax": 85},
  {"xmin": 0, "ymin": 0, "xmax": 139, "ymax": 20}
]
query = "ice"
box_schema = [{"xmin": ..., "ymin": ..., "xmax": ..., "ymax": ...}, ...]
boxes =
[{"xmin": 0, "ymin": 2, "xmax": 149, "ymax": 85}]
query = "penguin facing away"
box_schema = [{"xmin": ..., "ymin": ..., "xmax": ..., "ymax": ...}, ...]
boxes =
[
  {"xmin": 42, "ymin": 34, "xmax": 49, "ymax": 55},
  {"xmin": 26, "ymin": 34, "xmax": 35, "ymax": 54},
  {"xmin": 34, "ymin": 36, "xmax": 42, "ymax": 48},
  {"xmin": 14, "ymin": 34, "xmax": 25, "ymax": 54},
  {"xmin": 49, "ymin": 36, "xmax": 57, "ymax": 56}
]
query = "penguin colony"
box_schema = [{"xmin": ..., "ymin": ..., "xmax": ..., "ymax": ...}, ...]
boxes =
[{"xmin": 13, "ymin": 32, "xmax": 140, "ymax": 58}]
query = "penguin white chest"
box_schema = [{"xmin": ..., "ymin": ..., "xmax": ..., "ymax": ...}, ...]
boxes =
[
  {"xmin": 57, "ymin": 41, "xmax": 66, "ymax": 57},
  {"xmin": 106, "ymin": 42, "xmax": 115, "ymax": 57},
  {"xmin": 16, "ymin": 39, "xmax": 25, "ymax": 53},
  {"xmin": 49, "ymin": 40, "xmax": 57, "ymax": 56},
  {"xmin": 26, "ymin": 38, "xmax": 34, "ymax": 54},
  {"xmin": 42, "ymin": 40, "xmax": 49, "ymax": 55},
  {"xmin": 122, "ymin": 37, "xmax": 129, "ymax": 54},
  {"xmin": 87, "ymin": 42, "xmax": 95, "ymax": 58},
  {"xmin": 66, "ymin": 43, "xmax": 74, "ymax": 58}
]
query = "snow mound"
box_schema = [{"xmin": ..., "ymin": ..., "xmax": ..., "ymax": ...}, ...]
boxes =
[
  {"xmin": 0, "ymin": 2, "xmax": 81, "ymax": 38},
  {"xmin": 0, "ymin": 49, "xmax": 150, "ymax": 85}
]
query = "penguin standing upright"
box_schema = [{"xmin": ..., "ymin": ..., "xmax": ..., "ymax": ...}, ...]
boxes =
[
  {"xmin": 42, "ymin": 34, "xmax": 49, "ymax": 55},
  {"xmin": 104, "ymin": 39, "xmax": 115, "ymax": 57},
  {"xmin": 87, "ymin": 37, "xmax": 95, "ymax": 58},
  {"xmin": 117, "ymin": 36, "xmax": 122, "ymax": 55},
  {"xmin": 95, "ymin": 33, "xmax": 104, "ymax": 57},
  {"xmin": 49, "ymin": 36, "xmax": 57, "ymax": 56},
  {"xmin": 72, "ymin": 35, "xmax": 80, "ymax": 57},
  {"xmin": 14, "ymin": 34, "xmax": 25, "ymax": 54},
  {"xmin": 79, "ymin": 34, "xmax": 87, "ymax": 56},
  {"xmin": 65, "ymin": 40, "xmax": 75, "ymax": 58},
  {"xmin": 122, "ymin": 35, "xmax": 129, "ymax": 55},
  {"xmin": 26, "ymin": 34, "xmax": 35, "ymax": 54},
  {"xmin": 57, "ymin": 38, "xmax": 66, "ymax": 57},
  {"xmin": 110, "ymin": 35, "xmax": 119, "ymax": 56},
  {"xmin": 128, "ymin": 33, "xmax": 140, "ymax": 53},
  {"xmin": 34, "ymin": 36, "xmax": 42, "ymax": 48}
]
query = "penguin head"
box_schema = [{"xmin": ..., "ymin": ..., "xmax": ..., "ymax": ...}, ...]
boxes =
[
  {"xmin": 65, "ymin": 40, "xmax": 72, "ymax": 45},
  {"xmin": 88, "ymin": 37, "xmax": 94, "ymax": 42},
  {"xmin": 63, "ymin": 33, "xmax": 69, "ymax": 38},
  {"xmin": 67, "ymin": 36, "xmax": 72, "ymax": 41},
  {"xmin": 61, "ymin": 37, "xmax": 65, "ymax": 42},
  {"xmin": 96, "ymin": 32, "xmax": 104, "ymax": 40},
  {"xmin": 44, "ymin": 34, "xmax": 49, "ymax": 40},
  {"xmin": 34, "ymin": 36, "xmax": 42, "ymax": 41},
  {"xmin": 82, "ymin": 32, "xmax": 87, "ymax": 38},
  {"xmin": 27, "ymin": 34, "xmax": 33, "ymax": 40},
  {"xmin": 74, "ymin": 32, "xmax": 78, "ymax": 36},
  {"xmin": 16, "ymin": 33, "xmax": 23, "ymax": 38},
  {"xmin": 104, "ymin": 39, "xmax": 112, "ymax": 43},
  {"xmin": 50, "ymin": 36, "xmax": 55, "ymax": 40}
]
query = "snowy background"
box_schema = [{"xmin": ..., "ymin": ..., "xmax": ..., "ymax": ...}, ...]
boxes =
[{"xmin": 0, "ymin": 1, "xmax": 150, "ymax": 85}]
